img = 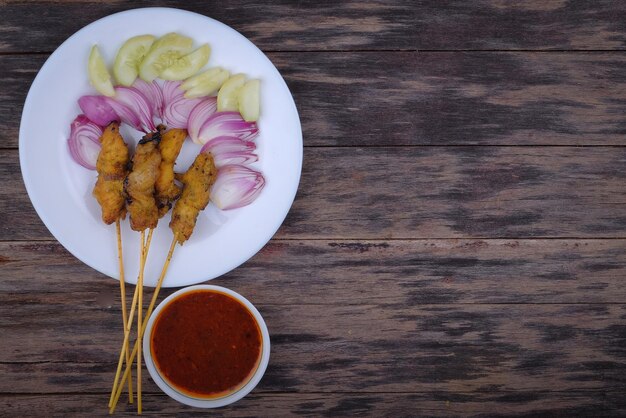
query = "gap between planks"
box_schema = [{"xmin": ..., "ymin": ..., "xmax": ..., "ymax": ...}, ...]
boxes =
[
  {"xmin": 1, "ymin": 49, "xmax": 626, "ymax": 56},
  {"xmin": 0, "ymin": 389, "xmax": 623, "ymax": 396},
  {"xmin": 3, "ymin": 237, "xmax": 626, "ymax": 243},
  {"xmin": 6, "ymin": 144, "xmax": 626, "ymax": 151}
]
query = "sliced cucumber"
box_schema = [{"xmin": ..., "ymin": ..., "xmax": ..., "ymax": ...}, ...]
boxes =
[
  {"xmin": 180, "ymin": 67, "xmax": 223, "ymax": 91},
  {"xmin": 88, "ymin": 45, "xmax": 115, "ymax": 97},
  {"xmin": 238, "ymin": 79, "xmax": 260, "ymax": 122},
  {"xmin": 217, "ymin": 74, "xmax": 246, "ymax": 112},
  {"xmin": 183, "ymin": 69, "xmax": 230, "ymax": 99},
  {"xmin": 160, "ymin": 44, "xmax": 211, "ymax": 81},
  {"xmin": 138, "ymin": 33, "xmax": 194, "ymax": 82},
  {"xmin": 113, "ymin": 34, "xmax": 155, "ymax": 86}
]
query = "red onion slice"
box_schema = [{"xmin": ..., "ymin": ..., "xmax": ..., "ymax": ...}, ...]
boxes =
[
  {"xmin": 78, "ymin": 95, "xmax": 119, "ymax": 126},
  {"xmin": 67, "ymin": 115, "xmax": 103, "ymax": 170},
  {"xmin": 162, "ymin": 81, "xmax": 203, "ymax": 129},
  {"xmin": 211, "ymin": 164, "xmax": 265, "ymax": 210},
  {"xmin": 201, "ymin": 136, "xmax": 258, "ymax": 167},
  {"xmin": 162, "ymin": 80, "xmax": 184, "ymax": 104},
  {"xmin": 132, "ymin": 79, "xmax": 164, "ymax": 119},
  {"xmin": 188, "ymin": 97, "xmax": 217, "ymax": 144},
  {"xmin": 111, "ymin": 86, "xmax": 156, "ymax": 133},
  {"xmin": 197, "ymin": 112, "xmax": 259, "ymax": 145},
  {"xmin": 104, "ymin": 96, "xmax": 142, "ymax": 132}
]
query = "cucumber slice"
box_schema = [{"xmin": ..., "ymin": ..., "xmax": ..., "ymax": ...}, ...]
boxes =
[
  {"xmin": 160, "ymin": 44, "xmax": 211, "ymax": 81},
  {"xmin": 238, "ymin": 79, "xmax": 260, "ymax": 122},
  {"xmin": 217, "ymin": 74, "xmax": 246, "ymax": 112},
  {"xmin": 183, "ymin": 69, "xmax": 230, "ymax": 99},
  {"xmin": 180, "ymin": 67, "xmax": 222, "ymax": 91},
  {"xmin": 139, "ymin": 33, "xmax": 194, "ymax": 82},
  {"xmin": 113, "ymin": 34, "xmax": 155, "ymax": 86},
  {"xmin": 88, "ymin": 45, "xmax": 115, "ymax": 97}
]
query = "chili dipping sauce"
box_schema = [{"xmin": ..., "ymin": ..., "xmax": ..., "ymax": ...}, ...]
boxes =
[{"xmin": 150, "ymin": 289, "xmax": 262, "ymax": 399}]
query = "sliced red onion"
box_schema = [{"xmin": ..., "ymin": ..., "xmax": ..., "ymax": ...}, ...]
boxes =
[
  {"xmin": 162, "ymin": 80, "xmax": 184, "ymax": 103},
  {"xmin": 67, "ymin": 114, "xmax": 103, "ymax": 170},
  {"xmin": 201, "ymin": 136, "xmax": 258, "ymax": 167},
  {"xmin": 78, "ymin": 95, "xmax": 119, "ymax": 126},
  {"xmin": 197, "ymin": 112, "xmax": 259, "ymax": 145},
  {"xmin": 110, "ymin": 86, "xmax": 155, "ymax": 132},
  {"xmin": 211, "ymin": 164, "xmax": 265, "ymax": 210},
  {"xmin": 162, "ymin": 81, "xmax": 203, "ymax": 129},
  {"xmin": 104, "ymin": 96, "xmax": 142, "ymax": 132},
  {"xmin": 132, "ymin": 79, "xmax": 164, "ymax": 119},
  {"xmin": 188, "ymin": 97, "xmax": 217, "ymax": 144}
]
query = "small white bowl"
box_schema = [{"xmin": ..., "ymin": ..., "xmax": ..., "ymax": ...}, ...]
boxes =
[{"xmin": 143, "ymin": 285, "xmax": 270, "ymax": 408}]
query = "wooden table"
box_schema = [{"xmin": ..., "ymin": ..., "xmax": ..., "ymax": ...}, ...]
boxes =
[{"xmin": 1, "ymin": 1, "xmax": 625, "ymax": 416}]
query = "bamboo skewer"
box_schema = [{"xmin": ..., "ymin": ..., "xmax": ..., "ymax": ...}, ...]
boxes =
[
  {"xmin": 110, "ymin": 236, "xmax": 179, "ymax": 414},
  {"xmin": 115, "ymin": 220, "xmax": 133, "ymax": 404},
  {"xmin": 108, "ymin": 229, "xmax": 154, "ymax": 408},
  {"xmin": 137, "ymin": 230, "xmax": 146, "ymax": 415}
]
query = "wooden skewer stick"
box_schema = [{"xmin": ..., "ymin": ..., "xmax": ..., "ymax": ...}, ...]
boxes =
[
  {"xmin": 108, "ymin": 228, "xmax": 154, "ymax": 407},
  {"xmin": 137, "ymin": 229, "xmax": 146, "ymax": 415},
  {"xmin": 108, "ymin": 274, "xmax": 138, "ymax": 408},
  {"xmin": 109, "ymin": 236, "xmax": 179, "ymax": 414},
  {"xmin": 115, "ymin": 220, "xmax": 133, "ymax": 404}
]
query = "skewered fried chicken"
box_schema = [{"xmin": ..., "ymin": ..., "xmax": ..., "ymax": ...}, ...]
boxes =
[
  {"xmin": 93, "ymin": 122, "xmax": 130, "ymax": 225},
  {"xmin": 155, "ymin": 129, "xmax": 187, "ymax": 218},
  {"xmin": 170, "ymin": 152, "xmax": 218, "ymax": 245},
  {"xmin": 125, "ymin": 126, "xmax": 164, "ymax": 231}
]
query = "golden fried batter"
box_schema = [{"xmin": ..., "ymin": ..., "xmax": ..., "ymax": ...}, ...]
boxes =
[
  {"xmin": 156, "ymin": 129, "xmax": 187, "ymax": 218},
  {"xmin": 170, "ymin": 152, "xmax": 218, "ymax": 244},
  {"xmin": 125, "ymin": 128, "xmax": 163, "ymax": 231},
  {"xmin": 93, "ymin": 122, "xmax": 129, "ymax": 224}
]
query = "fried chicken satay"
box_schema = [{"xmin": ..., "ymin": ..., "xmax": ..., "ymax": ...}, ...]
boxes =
[
  {"xmin": 93, "ymin": 122, "xmax": 130, "ymax": 224},
  {"xmin": 170, "ymin": 152, "xmax": 218, "ymax": 244},
  {"xmin": 125, "ymin": 127, "xmax": 164, "ymax": 231},
  {"xmin": 155, "ymin": 129, "xmax": 187, "ymax": 218}
]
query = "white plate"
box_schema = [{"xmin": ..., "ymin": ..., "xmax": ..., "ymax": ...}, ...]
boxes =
[{"xmin": 19, "ymin": 8, "xmax": 302, "ymax": 287}]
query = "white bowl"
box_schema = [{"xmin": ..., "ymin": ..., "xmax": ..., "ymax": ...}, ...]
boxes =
[{"xmin": 143, "ymin": 285, "xmax": 270, "ymax": 408}]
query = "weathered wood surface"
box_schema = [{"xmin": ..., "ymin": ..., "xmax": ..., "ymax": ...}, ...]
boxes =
[
  {"xmin": 3, "ymin": 52, "xmax": 626, "ymax": 149},
  {"xmin": 1, "ymin": 1, "xmax": 625, "ymax": 53},
  {"xmin": 3, "ymin": 392, "xmax": 625, "ymax": 417},
  {"xmin": 4, "ymin": 300, "xmax": 624, "ymax": 394},
  {"xmin": 1, "ymin": 240, "xmax": 625, "ymax": 415},
  {"xmin": 2, "ymin": 147, "xmax": 625, "ymax": 240},
  {"xmin": 1, "ymin": 1, "xmax": 626, "ymax": 416},
  {"xmin": 2, "ymin": 240, "xmax": 626, "ymax": 305}
]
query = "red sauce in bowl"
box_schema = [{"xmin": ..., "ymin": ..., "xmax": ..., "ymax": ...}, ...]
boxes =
[{"xmin": 150, "ymin": 289, "xmax": 262, "ymax": 399}]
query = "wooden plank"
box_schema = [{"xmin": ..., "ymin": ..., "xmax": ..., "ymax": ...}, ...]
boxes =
[
  {"xmin": 3, "ymin": 52, "xmax": 626, "ymax": 149},
  {"xmin": 1, "ymin": 392, "xmax": 625, "ymax": 417},
  {"xmin": 0, "ymin": 1, "xmax": 624, "ymax": 53},
  {"xmin": 1, "ymin": 239, "xmax": 625, "ymax": 304},
  {"xmin": 4, "ymin": 147, "xmax": 626, "ymax": 240},
  {"xmin": 1, "ymin": 299, "xmax": 625, "ymax": 396},
  {"xmin": 273, "ymin": 51, "xmax": 626, "ymax": 147},
  {"xmin": 286, "ymin": 146, "xmax": 626, "ymax": 239},
  {"xmin": 0, "ymin": 55, "xmax": 44, "ymax": 150}
]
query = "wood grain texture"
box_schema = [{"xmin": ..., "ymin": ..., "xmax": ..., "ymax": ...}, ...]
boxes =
[
  {"xmin": 3, "ymin": 392, "xmax": 625, "ymax": 417},
  {"xmin": 3, "ymin": 52, "xmax": 626, "ymax": 148},
  {"xmin": 273, "ymin": 51, "xmax": 626, "ymax": 146},
  {"xmin": 0, "ymin": 1, "xmax": 625, "ymax": 53},
  {"xmin": 4, "ymin": 146, "xmax": 625, "ymax": 240},
  {"xmin": 1, "ymin": 298, "xmax": 625, "ymax": 405},
  {"xmin": 1, "ymin": 242, "xmax": 625, "ymax": 414},
  {"xmin": 1, "ymin": 239, "xmax": 625, "ymax": 305}
]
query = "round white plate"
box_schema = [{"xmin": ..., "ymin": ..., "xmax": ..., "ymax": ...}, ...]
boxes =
[{"xmin": 19, "ymin": 8, "xmax": 302, "ymax": 287}]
